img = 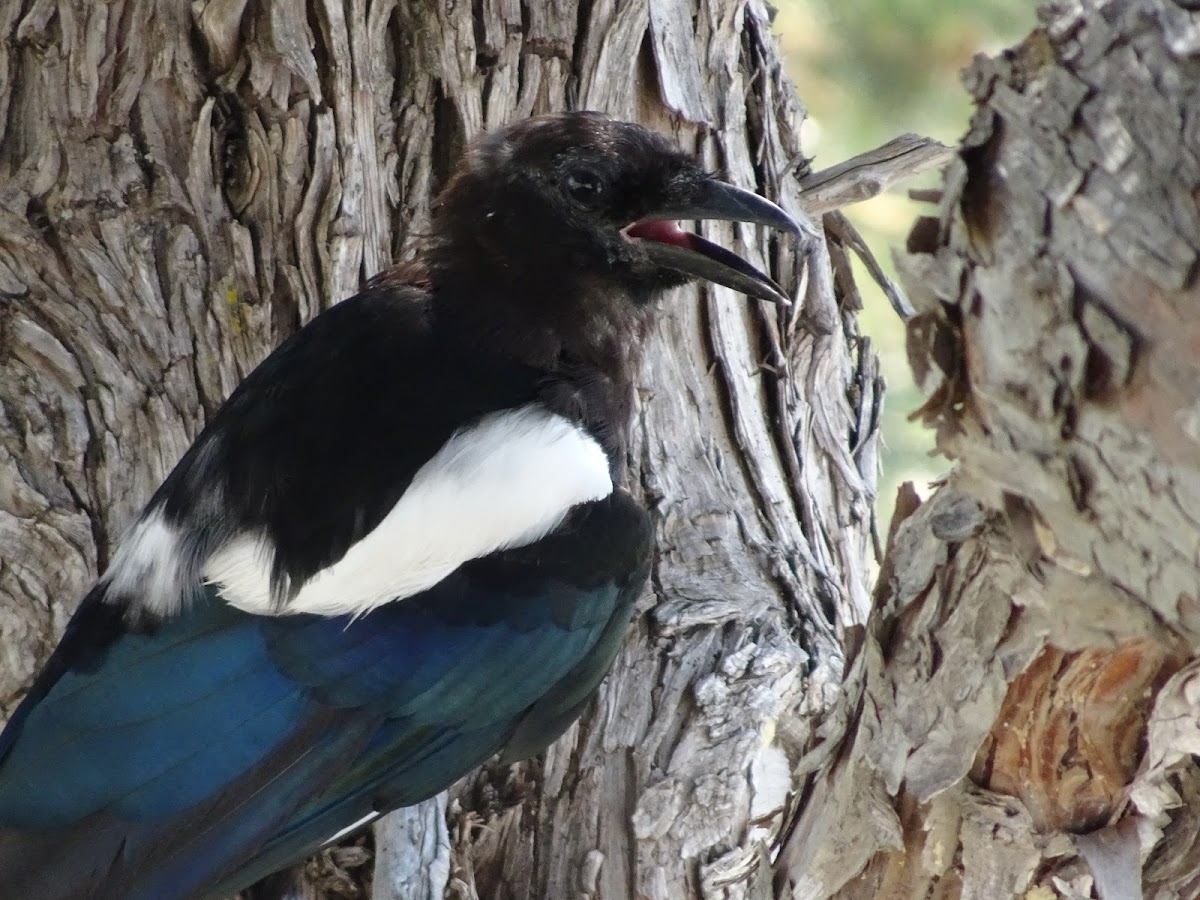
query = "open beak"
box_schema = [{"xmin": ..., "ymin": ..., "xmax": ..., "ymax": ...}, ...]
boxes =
[{"xmin": 624, "ymin": 179, "xmax": 803, "ymax": 305}]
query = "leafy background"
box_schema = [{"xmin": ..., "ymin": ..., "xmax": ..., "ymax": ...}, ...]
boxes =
[{"xmin": 777, "ymin": 0, "xmax": 1033, "ymax": 526}]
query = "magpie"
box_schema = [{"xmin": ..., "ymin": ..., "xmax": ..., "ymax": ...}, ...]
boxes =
[{"xmin": 0, "ymin": 111, "xmax": 800, "ymax": 900}]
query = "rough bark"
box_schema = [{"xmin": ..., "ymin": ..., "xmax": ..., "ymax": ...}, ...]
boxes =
[
  {"xmin": 0, "ymin": 2, "xmax": 877, "ymax": 899},
  {"xmin": 25, "ymin": 0, "xmax": 1198, "ymax": 898},
  {"xmin": 776, "ymin": 2, "xmax": 1200, "ymax": 899}
]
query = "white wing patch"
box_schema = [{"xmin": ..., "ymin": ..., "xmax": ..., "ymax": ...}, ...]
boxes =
[
  {"xmin": 101, "ymin": 509, "xmax": 188, "ymax": 614},
  {"xmin": 205, "ymin": 405, "xmax": 613, "ymax": 617}
]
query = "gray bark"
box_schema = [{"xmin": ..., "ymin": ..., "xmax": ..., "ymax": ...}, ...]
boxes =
[{"xmin": 0, "ymin": 1, "xmax": 875, "ymax": 898}]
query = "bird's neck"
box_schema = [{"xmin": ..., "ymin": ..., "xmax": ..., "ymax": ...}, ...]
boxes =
[
  {"xmin": 431, "ymin": 272, "xmax": 651, "ymax": 372},
  {"xmin": 430, "ymin": 281, "xmax": 648, "ymax": 483}
]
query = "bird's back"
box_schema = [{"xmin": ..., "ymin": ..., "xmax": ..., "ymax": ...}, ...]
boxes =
[{"xmin": 0, "ymin": 283, "xmax": 651, "ymax": 899}]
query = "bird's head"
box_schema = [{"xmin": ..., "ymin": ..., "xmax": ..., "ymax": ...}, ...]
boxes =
[{"xmin": 423, "ymin": 112, "xmax": 803, "ymax": 364}]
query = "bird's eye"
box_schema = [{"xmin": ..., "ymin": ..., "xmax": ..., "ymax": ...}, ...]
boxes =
[{"xmin": 564, "ymin": 169, "xmax": 605, "ymax": 207}]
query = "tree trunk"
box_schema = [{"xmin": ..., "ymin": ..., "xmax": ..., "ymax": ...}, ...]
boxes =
[
  {"xmin": 0, "ymin": 1, "xmax": 875, "ymax": 898},
  {"xmin": 776, "ymin": 2, "xmax": 1200, "ymax": 898}
]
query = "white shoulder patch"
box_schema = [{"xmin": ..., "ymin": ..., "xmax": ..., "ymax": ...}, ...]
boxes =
[
  {"xmin": 101, "ymin": 508, "xmax": 187, "ymax": 614},
  {"xmin": 204, "ymin": 405, "xmax": 613, "ymax": 617},
  {"xmin": 321, "ymin": 811, "xmax": 380, "ymax": 848}
]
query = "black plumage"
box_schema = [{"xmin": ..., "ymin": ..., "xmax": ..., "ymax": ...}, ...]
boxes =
[{"xmin": 0, "ymin": 111, "xmax": 800, "ymax": 899}]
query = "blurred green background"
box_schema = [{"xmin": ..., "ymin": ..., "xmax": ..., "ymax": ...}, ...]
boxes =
[{"xmin": 776, "ymin": 0, "xmax": 1032, "ymax": 529}]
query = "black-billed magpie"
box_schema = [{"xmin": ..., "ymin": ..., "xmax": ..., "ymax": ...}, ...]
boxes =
[{"xmin": 0, "ymin": 112, "xmax": 801, "ymax": 899}]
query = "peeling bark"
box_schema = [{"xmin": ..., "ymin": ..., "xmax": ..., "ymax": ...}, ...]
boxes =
[
  {"xmin": 777, "ymin": 2, "xmax": 1200, "ymax": 899},
  {"xmin": 0, "ymin": 1, "xmax": 878, "ymax": 899}
]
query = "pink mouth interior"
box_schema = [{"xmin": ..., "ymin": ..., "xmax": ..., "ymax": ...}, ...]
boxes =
[{"xmin": 626, "ymin": 219, "xmax": 692, "ymax": 247}]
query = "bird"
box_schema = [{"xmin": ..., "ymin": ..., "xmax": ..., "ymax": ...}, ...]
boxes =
[{"xmin": 0, "ymin": 111, "xmax": 801, "ymax": 899}]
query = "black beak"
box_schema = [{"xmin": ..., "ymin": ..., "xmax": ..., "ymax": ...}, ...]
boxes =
[{"xmin": 625, "ymin": 179, "xmax": 803, "ymax": 305}]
